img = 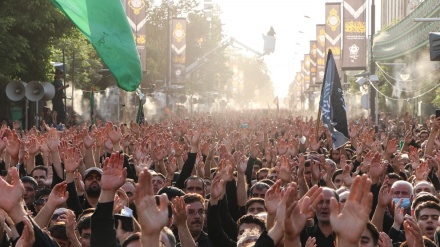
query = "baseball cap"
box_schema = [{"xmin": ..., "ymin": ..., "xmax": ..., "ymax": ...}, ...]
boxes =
[{"xmin": 83, "ymin": 167, "xmax": 102, "ymax": 181}]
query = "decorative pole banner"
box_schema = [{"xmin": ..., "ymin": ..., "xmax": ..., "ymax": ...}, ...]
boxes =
[
  {"xmin": 325, "ymin": 3, "xmax": 342, "ymax": 73},
  {"xmin": 319, "ymin": 49, "xmax": 349, "ymax": 149},
  {"xmin": 171, "ymin": 18, "xmax": 187, "ymax": 85},
  {"xmin": 301, "ymin": 60, "xmax": 308, "ymax": 91},
  {"xmin": 310, "ymin": 40, "xmax": 317, "ymax": 87},
  {"xmin": 342, "ymin": 0, "xmax": 367, "ymax": 70},
  {"xmin": 125, "ymin": 0, "xmax": 148, "ymax": 72},
  {"xmin": 51, "ymin": 0, "xmax": 142, "ymax": 91},
  {"xmin": 304, "ymin": 54, "xmax": 311, "ymax": 90},
  {"xmin": 316, "ymin": 24, "xmax": 326, "ymax": 85}
]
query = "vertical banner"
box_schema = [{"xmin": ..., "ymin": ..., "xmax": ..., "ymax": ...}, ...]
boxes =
[
  {"xmin": 303, "ymin": 54, "xmax": 311, "ymax": 89},
  {"xmin": 171, "ymin": 18, "xmax": 187, "ymax": 84},
  {"xmin": 310, "ymin": 41, "xmax": 317, "ymax": 87},
  {"xmin": 125, "ymin": 0, "xmax": 148, "ymax": 72},
  {"xmin": 295, "ymin": 72, "xmax": 302, "ymax": 99},
  {"xmin": 301, "ymin": 60, "xmax": 308, "ymax": 91},
  {"xmin": 325, "ymin": 3, "xmax": 342, "ymax": 73},
  {"xmin": 342, "ymin": 0, "xmax": 367, "ymax": 70},
  {"xmin": 316, "ymin": 24, "xmax": 326, "ymax": 85},
  {"xmin": 319, "ymin": 50, "xmax": 348, "ymax": 149}
]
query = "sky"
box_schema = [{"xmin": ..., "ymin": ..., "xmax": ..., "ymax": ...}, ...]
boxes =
[
  {"xmin": 216, "ymin": 0, "xmax": 327, "ymax": 98},
  {"xmin": 216, "ymin": 0, "xmax": 381, "ymax": 98}
]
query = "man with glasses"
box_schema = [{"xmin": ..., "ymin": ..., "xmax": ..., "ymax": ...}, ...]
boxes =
[{"xmin": 182, "ymin": 193, "xmax": 213, "ymax": 247}]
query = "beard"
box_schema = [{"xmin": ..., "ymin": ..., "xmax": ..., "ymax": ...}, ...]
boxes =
[{"xmin": 86, "ymin": 185, "xmax": 101, "ymax": 198}]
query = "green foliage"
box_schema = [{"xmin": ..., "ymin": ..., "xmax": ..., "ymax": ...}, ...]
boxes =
[
  {"xmin": 50, "ymin": 31, "xmax": 103, "ymax": 90},
  {"xmin": 0, "ymin": 0, "xmax": 73, "ymax": 82}
]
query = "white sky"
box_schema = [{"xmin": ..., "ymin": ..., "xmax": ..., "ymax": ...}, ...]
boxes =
[{"xmin": 216, "ymin": 0, "xmax": 381, "ymax": 97}]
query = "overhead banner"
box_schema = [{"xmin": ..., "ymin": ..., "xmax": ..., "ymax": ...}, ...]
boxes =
[
  {"xmin": 342, "ymin": 0, "xmax": 367, "ymax": 70},
  {"xmin": 171, "ymin": 18, "xmax": 187, "ymax": 84},
  {"xmin": 316, "ymin": 24, "xmax": 326, "ymax": 85},
  {"xmin": 325, "ymin": 3, "xmax": 342, "ymax": 73},
  {"xmin": 310, "ymin": 40, "xmax": 317, "ymax": 87},
  {"xmin": 125, "ymin": 0, "xmax": 148, "ymax": 72}
]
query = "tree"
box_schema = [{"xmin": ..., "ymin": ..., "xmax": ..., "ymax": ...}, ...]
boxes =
[
  {"xmin": 51, "ymin": 31, "xmax": 104, "ymax": 90},
  {"xmin": 0, "ymin": 0, "xmax": 74, "ymax": 123}
]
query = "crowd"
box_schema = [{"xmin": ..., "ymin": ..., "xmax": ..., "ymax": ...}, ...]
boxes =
[{"xmin": 0, "ymin": 109, "xmax": 439, "ymax": 247}]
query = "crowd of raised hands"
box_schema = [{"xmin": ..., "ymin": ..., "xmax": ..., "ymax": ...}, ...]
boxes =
[{"xmin": 0, "ymin": 109, "xmax": 439, "ymax": 247}]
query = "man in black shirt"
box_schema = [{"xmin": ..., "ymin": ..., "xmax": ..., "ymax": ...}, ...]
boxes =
[{"xmin": 300, "ymin": 187, "xmax": 339, "ymax": 247}]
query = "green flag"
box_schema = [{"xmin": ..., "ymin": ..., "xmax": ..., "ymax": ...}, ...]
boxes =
[{"xmin": 51, "ymin": 0, "xmax": 142, "ymax": 91}]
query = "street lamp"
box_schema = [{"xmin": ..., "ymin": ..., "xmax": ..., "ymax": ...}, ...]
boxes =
[{"xmin": 399, "ymin": 67, "xmax": 410, "ymax": 81}]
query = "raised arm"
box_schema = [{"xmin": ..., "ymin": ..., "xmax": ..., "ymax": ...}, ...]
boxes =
[
  {"xmin": 330, "ymin": 175, "xmax": 372, "ymax": 247},
  {"xmin": 91, "ymin": 152, "xmax": 127, "ymax": 247},
  {"xmin": 135, "ymin": 169, "xmax": 169, "ymax": 247}
]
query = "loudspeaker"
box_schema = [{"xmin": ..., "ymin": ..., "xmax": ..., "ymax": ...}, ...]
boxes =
[
  {"xmin": 6, "ymin": 81, "xmax": 26, "ymax": 101},
  {"xmin": 41, "ymin": 82, "xmax": 55, "ymax": 100},
  {"xmin": 25, "ymin": 81, "xmax": 55, "ymax": 101},
  {"xmin": 25, "ymin": 81, "xmax": 45, "ymax": 101}
]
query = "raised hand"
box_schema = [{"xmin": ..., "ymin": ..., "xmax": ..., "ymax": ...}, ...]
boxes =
[
  {"xmin": 330, "ymin": 175, "xmax": 372, "ymax": 246},
  {"xmin": 210, "ymin": 175, "xmax": 225, "ymax": 203},
  {"xmin": 341, "ymin": 165, "xmax": 354, "ymax": 187},
  {"xmin": 101, "ymin": 152, "xmax": 127, "ymax": 192},
  {"xmin": 277, "ymin": 139, "xmax": 288, "ymax": 155},
  {"xmin": 134, "ymin": 168, "xmax": 169, "ymax": 236},
  {"xmin": 47, "ymin": 181, "xmax": 69, "ymax": 208},
  {"xmin": 403, "ymin": 216, "xmax": 424, "ymax": 247},
  {"xmin": 106, "ymin": 122, "xmax": 122, "ymax": 145},
  {"xmin": 82, "ymin": 128, "xmax": 95, "ymax": 149},
  {"xmin": 217, "ymin": 159, "xmax": 233, "ymax": 182},
  {"xmin": 46, "ymin": 128, "xmax": 60, "ymax": 152},
  {"xmin": 415, "ymin": 161, "xmax": 430, "ymax": 181},
  {"xmin": 392, "ymin": 199, "xmax": 405, "ymax": 229},
  {"xmin": 285, "ymin": 182, "xmax": 312, "ymax": 241},
  {"xmin": 378, "ymin": 232, "xmax": 392, "ymax": 247},
  {"xmin": 237, "ymin": 156, "xmax": 247, "ymax": 174},
  {"xmin": 27, "ymin": 137, "xmax": 40, "ymax": 155},
  {"xmin": 165, "ymin": 157, "xmax": 177, "ymax": 176},
  {"xmin": 63, "ymin": 147, "xmax": 83, "ymax": 173},
  {"xmin": 172, "ymin": 196, "xmax": 188, "ymax": 227},
  {"xmin": 265, "ymin": 180, "xmax": 282, "ymax": 215},
  {"xmin": 299, "ymin": 185, "xmax": 323, "ymax": 219},
  {"xmin": 4, "ymin": 130, "xmax": 20, "ymax": 160},
  {"xmin": 277, "ymin": 156, "xmax": 292, "ymax": 182},
  {"xmin": 377, "ymin": 177, "xmax": 392, "ymax": 208}
]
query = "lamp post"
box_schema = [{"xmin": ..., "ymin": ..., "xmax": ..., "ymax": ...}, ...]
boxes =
[{"xmin": 369, "ymin": 0, "xmax": 377, "ymax": 124}]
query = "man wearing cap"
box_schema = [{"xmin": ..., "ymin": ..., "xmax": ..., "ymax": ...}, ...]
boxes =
[
  {"xmin": 52, "ymin": 68, "xmax": 69, "ymax": 124},
  {"xmin": 81, "ymin": 167, "xmax": 103, "ymax": 209}
]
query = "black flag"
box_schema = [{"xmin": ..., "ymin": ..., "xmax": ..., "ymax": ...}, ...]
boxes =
[{"xmin": 319, "ymin": 49, "xmax": 349, "ymax": 149}]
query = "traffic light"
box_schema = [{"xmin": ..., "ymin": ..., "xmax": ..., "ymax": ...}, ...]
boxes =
[{"xmin": 429, "ymin": 32, "xmax": 440, "ymax": 61}]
